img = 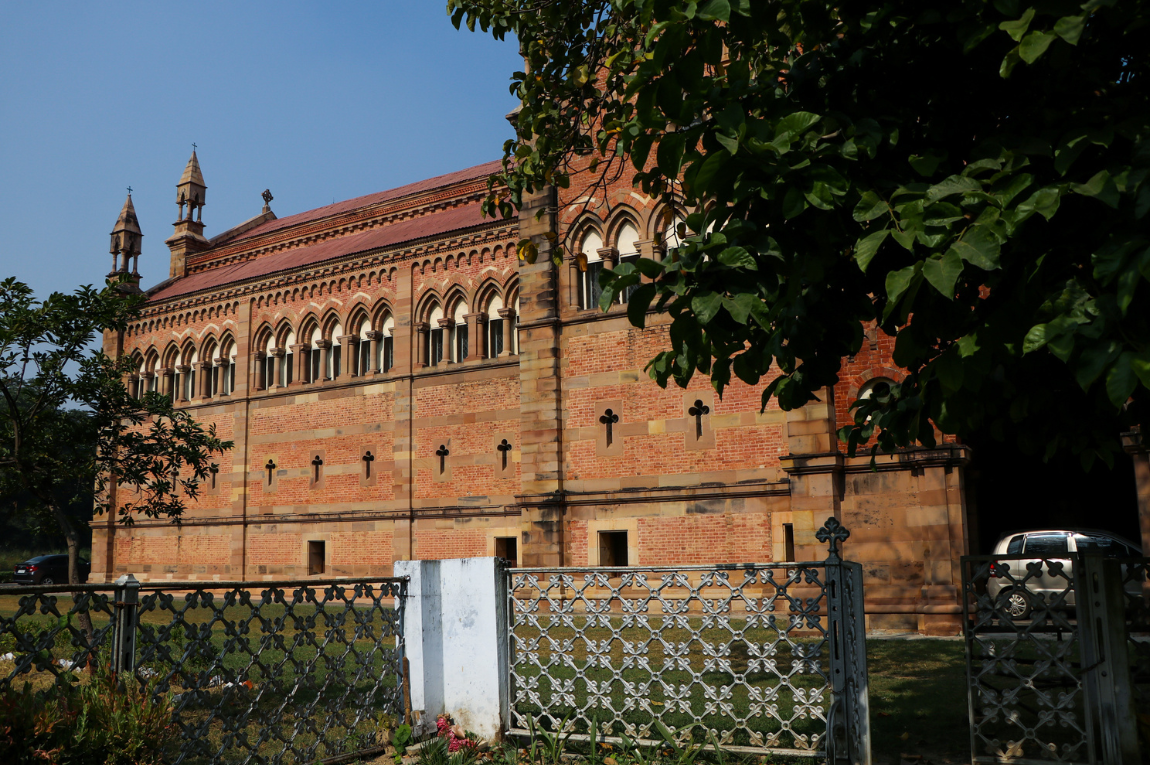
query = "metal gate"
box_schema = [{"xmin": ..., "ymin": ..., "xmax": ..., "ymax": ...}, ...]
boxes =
[
  {"xmin": 504, "ymin": 518, "xmax": 871, "ymax": 764},
  {"xmin": 962, "ymin": 553, "xmax": 1150, "ymax": 763}
]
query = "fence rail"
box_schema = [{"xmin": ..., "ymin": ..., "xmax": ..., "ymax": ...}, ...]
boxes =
[
  {"xmin": 505, "ymin": 518, "xmax": 870, "ymax": 764},
  {"xmin": 0, "ymin": 576, "xmax": 406, "ymax": 765}
]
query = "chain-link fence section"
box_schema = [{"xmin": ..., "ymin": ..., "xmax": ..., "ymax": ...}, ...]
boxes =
[{"xmin": 0, "ymin": 576, "xmax": 406, "ymax": 764}]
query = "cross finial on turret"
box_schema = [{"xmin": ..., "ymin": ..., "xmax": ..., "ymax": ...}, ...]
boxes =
[
  {"xmin": 127, "ymin": 186, "xmax": 132, "ymax": 195},
  {"xmin": 192, "ymin": 142, "xmax": 197, "ymax": 152},
  {"xmin": 816, "ymin": 516, "xmax": 851, "ymax": 562}
]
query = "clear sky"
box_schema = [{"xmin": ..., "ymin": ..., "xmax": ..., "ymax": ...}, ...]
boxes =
[{"xmin": 0, "ymin": 3, "xmax": 521, "ymax": 299}]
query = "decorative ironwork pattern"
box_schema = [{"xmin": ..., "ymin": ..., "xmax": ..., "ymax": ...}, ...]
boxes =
[
  {"xmin": 962, "ymin": 553, "xmax": 1150, "ymax": 764},
  {"xmin": 506, "ymin": 522, "xmax": 871, "ymax": 763},
  {"xmin": 0, "ymin": 577, "xmax": 406, "ymax": 765}
]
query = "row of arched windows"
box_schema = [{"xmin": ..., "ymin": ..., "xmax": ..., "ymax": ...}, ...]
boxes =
[{"xmin": 573, "ymin": 211, "xmax": 682, "ymax": 311}]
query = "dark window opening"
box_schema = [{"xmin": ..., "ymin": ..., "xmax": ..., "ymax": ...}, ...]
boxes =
[
  {"xmin": 599, "ymin": 531, "xmax": 629, "ymax": 567},
  {"xmin": 332, "ymin": 345, "xmax": 342, "ymax": 377},
  {"xmin": 456, "ymin": 328, "xmax": 468, "ymax": 361},
  {"xmin": 580, "ymin": 261, "xmax": 606, "ymax": 309},
  {"xmin": 308, "ymin": 540, "xmax": 325, "ymax": 575},
  {"xmin": 618, "ymin": 254, "xmax": 641, "ymax": 303},
  {"xmin": 495, "ymin": 537, "xmax": 518, "ymax": 567},
  {"xmin": 310, "ymin": 348, "xmax": 320, "ymax": 382},
  {"xmin": 783, "ymin": 523, "xmax": 795, "ymax": 562},
  {"xmin": 1006, "ymin": 535, "xmax": 1025, "ymax": 555},
  {"xmin": 358, "ymin": 341, "xmax": 370, "ymax": 375},
  {"xmin": 382, "ymin": 336, "xmax": 394, "ymax": 372},
  {"xmin": 488, "ymin": 319, "xmax": 504, "ymax": 357},
  {"xmin": 430, "ymin": 329, "xmax": 444, "ymax": 365}
]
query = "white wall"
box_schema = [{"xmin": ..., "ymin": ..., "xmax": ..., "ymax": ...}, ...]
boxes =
[{"xmin": 395, "ymin": 557, "xmax": 509, "ymax": 741}]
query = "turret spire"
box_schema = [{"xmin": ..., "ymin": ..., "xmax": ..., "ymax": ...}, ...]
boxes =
[
  {"xmin": 109, "ymin": 191, "xmax": 143, "ymax": 292},
  {"xmin": 166, "ymin": 147, "xmax": 210, "ymax": 279}
]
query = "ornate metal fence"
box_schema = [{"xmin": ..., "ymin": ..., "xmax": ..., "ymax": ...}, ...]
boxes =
[
  {"xmin": 0, "ymin": 576, "xmax": 406, "ymax": 764},
  {"xmin": 962, "ymin": 554, "xmax": 1149, "ymax": 764},
  {"xmin": 505, "ymin": 519, "xmax": 871, "ymax": 765}
]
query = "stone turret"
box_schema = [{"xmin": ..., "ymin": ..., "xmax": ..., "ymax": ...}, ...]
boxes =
[
  {"xmin": 165, "ymin": 149, "xmax": 210, "ymax": 279},
  {"xmin": 109, "ymin": 192, "xmax": 143, "ymax": 293}
]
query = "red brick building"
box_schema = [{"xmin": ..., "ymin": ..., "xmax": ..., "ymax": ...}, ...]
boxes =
[{"xmin": 96, "ymin": 147, "xmax": 1149, "ymax": 636}]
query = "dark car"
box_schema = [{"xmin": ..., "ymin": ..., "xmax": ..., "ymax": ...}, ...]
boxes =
[{"xmin": 12, "ymin": 555, "xmax": 90, "ymax": 585}]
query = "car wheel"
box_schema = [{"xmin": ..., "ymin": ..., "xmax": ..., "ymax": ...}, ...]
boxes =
[
  {"xmin": 39, "ymin": 576, "xmax": 55, "ymax": 585},
  {"xmin": 998, "ymin": 588, "xmax": 1032, "ymax": 620}
]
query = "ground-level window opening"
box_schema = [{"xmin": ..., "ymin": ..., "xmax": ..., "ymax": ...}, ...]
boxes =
[
  {"xmin": 599, "ymin": 531, "xmax": 628, "ymax": 567},
  {"xmin": 783, "ymin": 523, "xmax": 795, "ymax": 562},
  {"xmin": 308, "ymin": 540, "xmax": 325, "ymax": 575},
  {"xmin": 495, "ymin": 537, "xmax": 518, "ymax": 567}
]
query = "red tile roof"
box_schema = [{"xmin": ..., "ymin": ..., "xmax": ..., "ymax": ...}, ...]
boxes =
[
  {"xmin": 228, "ymin": 160, "xmax": 504, "ymax": 243},
  {"xmin": 150, "ymin": 200, "xmax": 506, "ymax": 302}
]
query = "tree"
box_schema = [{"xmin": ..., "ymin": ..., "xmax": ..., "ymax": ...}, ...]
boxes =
[
  {"xmin": 451, "ymin": 0, "xmax": 1150, "ymax": 469},
  {"xmin": 0, "ymin": 278, "xmax": 233, "ymax": 589}
]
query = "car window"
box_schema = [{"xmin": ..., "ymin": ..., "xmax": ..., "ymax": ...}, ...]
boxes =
[
  {"xmin": 1075, "ymin": 535, "xmax": 1127, "ymax": 557},
  {"xmin": 27, "ymin": 555, "xmax": 52, "ymax": 563},
  {"xmin": 1025, "ymin": 534, "xmax": 1069, "ymax": 556},
  {"xmin": 1006, "ymin": 535, "xmax": 1025, "ymax": 554}
]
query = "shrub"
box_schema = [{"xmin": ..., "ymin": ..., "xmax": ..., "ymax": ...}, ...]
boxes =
[{"xmin": 0, "ymin": 662, "xmax": 176, "ymax": 765}]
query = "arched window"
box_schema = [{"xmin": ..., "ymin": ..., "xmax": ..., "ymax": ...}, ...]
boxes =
[
  {"xmin": 486, "ymin": 296, "xmax": 504, "ymax": 358},
  {"xmin": 615, "ymin": 222, "xmax": 641, "ymax": 304},
  {"xmin": 661, "ymin": 208, "xmax": 685, "ymax": 252},
  {"xmin": 859, "ymin": 377, "xmax": 896, "ymax": 401},
  {"xmin": 219, "ymin": 340, "xmax": 237, "ymax": 395},
  {"xmin": 262, "ymin": 334, "xmax": 276, "ymax": 391},
  {"xmin": 203, "ymin": 341, "xmax": 219, "ymax": 397},
  {"xmin": 328, "ymin": 322, "xmax": 344, "ymax": 378},
  {"xmin": 380, "ymin": 315, "xmax": 395, "ymax": 372},
  {"xmin": 577, "ymin": 230, "xmax": 604, "ymax": 310},
  {"xmin": 183, "ymin": 348, "xmax": 199, "ymax": 400},
  {"xmin": 308, "ymin": 326, "xmax": 323, "ymax": 383},
  {"xmin": 280, "ymin": 331, "xmax": 296, "ymax": 387},
  {"xmin": 427, "ymin": 307, "xmax": 444, "ymax": 366},
  {"xmin": 357, "ymin": 318, "xmax": 372, "ymax": 376},
  {"xmin": 511, "ymin": 291, "xmax": 521, "ymax": 356},
  {"xmin": 452, "ymin": 300, "xmax": 469, "ymax": 362}
]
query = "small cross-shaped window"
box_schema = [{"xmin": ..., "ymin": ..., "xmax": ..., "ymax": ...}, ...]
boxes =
[
  {"xmin": 599, "ymin": 409, "xmax": 619, "ymax": 447},
  {"xmin": 311, "ymin": 455, "xmax": 324, "ymax": 484},
  {"xmin": 688, "ymin": 399, "xmax": 711, "ymax": 440},
  {"xmin": 362, "ymin": 450, "xmax": 375, "ymax": 479},
  {"xmin": 497, "ymin": 439, "xmax": 513, "ymax": 471},
  {"xmin": 265, "ymin": 459, "xmax": 276, "ymax": 486},
  {"xmin": 435, "ymin": 445, "xmax": 450, "ymax": 475},
  {"xmin": 209, "ymin": 465, "xmax": 218, "ymax": 490}
]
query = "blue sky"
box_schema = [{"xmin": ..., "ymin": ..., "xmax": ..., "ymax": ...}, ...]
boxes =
[{"xmin": 0, "ymin": 3, "xmax": 521, "ymax": 299}]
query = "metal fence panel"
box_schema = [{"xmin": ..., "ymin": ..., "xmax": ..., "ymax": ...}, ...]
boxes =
[
  {"xmin": 962, "ymin": 553, "xmax": 1149, "ymax": 765},
  {"xmin": 506, "ymin": 519, "xmax": 871, "ymax": 764},
  {"xmin": 0, "ymin": 576, "xmax": 406, "ymax": 765}
]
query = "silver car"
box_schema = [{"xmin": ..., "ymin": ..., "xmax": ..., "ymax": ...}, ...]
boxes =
[{"xmin": 986, "ymin": 529, "xmax": 1143, "ymax": 619}]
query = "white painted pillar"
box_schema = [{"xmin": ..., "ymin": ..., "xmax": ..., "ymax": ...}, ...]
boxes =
[{"xmin": 394, "ymin": 557, "xmax": 509, "ymax": 742}]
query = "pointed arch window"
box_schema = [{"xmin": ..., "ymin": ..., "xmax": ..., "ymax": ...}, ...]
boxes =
[
  {"xmin": 280, "ymin": 331, "xmax": 296, "ymax": 387},
  {"xmin": 486, "ymin": 296, "xmax": 504, "ymax": 358},
  {"xmin": 204, "ymin": 342, "xmax": 220, "ymax": 397},
  {"xmin": 308, "ymin": 326, "xmax": 323, "ymax": 383},
  {"xmin": 183, "ymin": 349, "xmax": 199, "ymax": 400},
  {"xmin": 219, "ymin": 340, "xmax": 237, "ymax": 395},
  {"xmin": 328, "ymin": 322, "xmax": 344, "ymax": 379},
  {"xmin": 380, "ymin": 315, "xmax": 395, "ymax": 372},
  {"xmin": 577, "ymin": 230, "xmax": 605, "ymax": 310},
  {"xmin": 427, "ymin": 307, "xmax": 444, "ymax": 366},
  {"xmin": 615, "ymin": 222, "xmax": 641, "ymax": 304},
  {"xmin": 452, "ymin": 300, "xmax": 469, "ymax": 362},
  {"xmin": 357, "ymin": 319, "xmax": 372, "ymax": 376},
  {"xmin": 263, "ymin": 335, "xmax": 276, "ymax": 390}
]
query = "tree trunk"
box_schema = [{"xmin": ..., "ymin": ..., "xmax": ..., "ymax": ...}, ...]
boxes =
[{"xmin": 46, "ymin": 498, "xmax": 97, "ymax": 664}]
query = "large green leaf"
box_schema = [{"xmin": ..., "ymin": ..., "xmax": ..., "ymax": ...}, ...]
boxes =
[
  {"xmin": 922, "ymin": 249, "xmax": 964, "ymax": 298},
  {"xmin": 853, "ymin": 191, "xmax": 889, "ymax": 222},
  {"xmin": 854, "ymin": 229, "xmax": 890, "ymax": 273},
  {"xmin": 691, "ymin": 291, "xmax": 724, "ymax": 324}
]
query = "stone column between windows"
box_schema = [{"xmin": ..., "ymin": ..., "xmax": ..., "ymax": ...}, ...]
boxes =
[
  {"xmin": 271, "ymin": 349, "xmax": 285, "ymax": 388},
  {"xmin": 497, "ymin": 308, "xmax": 516, "ymax": 357},
  {"xmin": 127, "ymin": 376, "xmax": 139, "ymax": 399},
  {"xmin": 175, "ymin": 365, "xmax": 189, "ymax": 402},
  {"xmin": 290, "ymin": 343, "xmax": 307, "ymax": 387},
  {"xmin": 414, "ymin": 322, "xmax": 429, "ymax": 369},
  {"xmin": 464, "ymin": 313, "xmax": 485, "ymax": 363},
  {"xmin": 437, "ymin": 318, "xmax": 455, "ymax": 363},
  {"xmin": 160, "ymin": 368, "xmax": 174, "ymax": 397},
  {"xmin": 364, "ymin": 331, "xmax": 381, "ymax": 374},
  {"xmin": 315, "ymin": 340, "xmax": 331, "ymax": 382},
  {"xmin": 338, "ymin": 335, "xmax": 357, "ymax": 379},
  {"xmin": 253, "ymin": 352, "xmax": 266, "ymax": 391},
  {"xmin": 198, "ymin": 361, "xmax": 212, "ymax": 399}
]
